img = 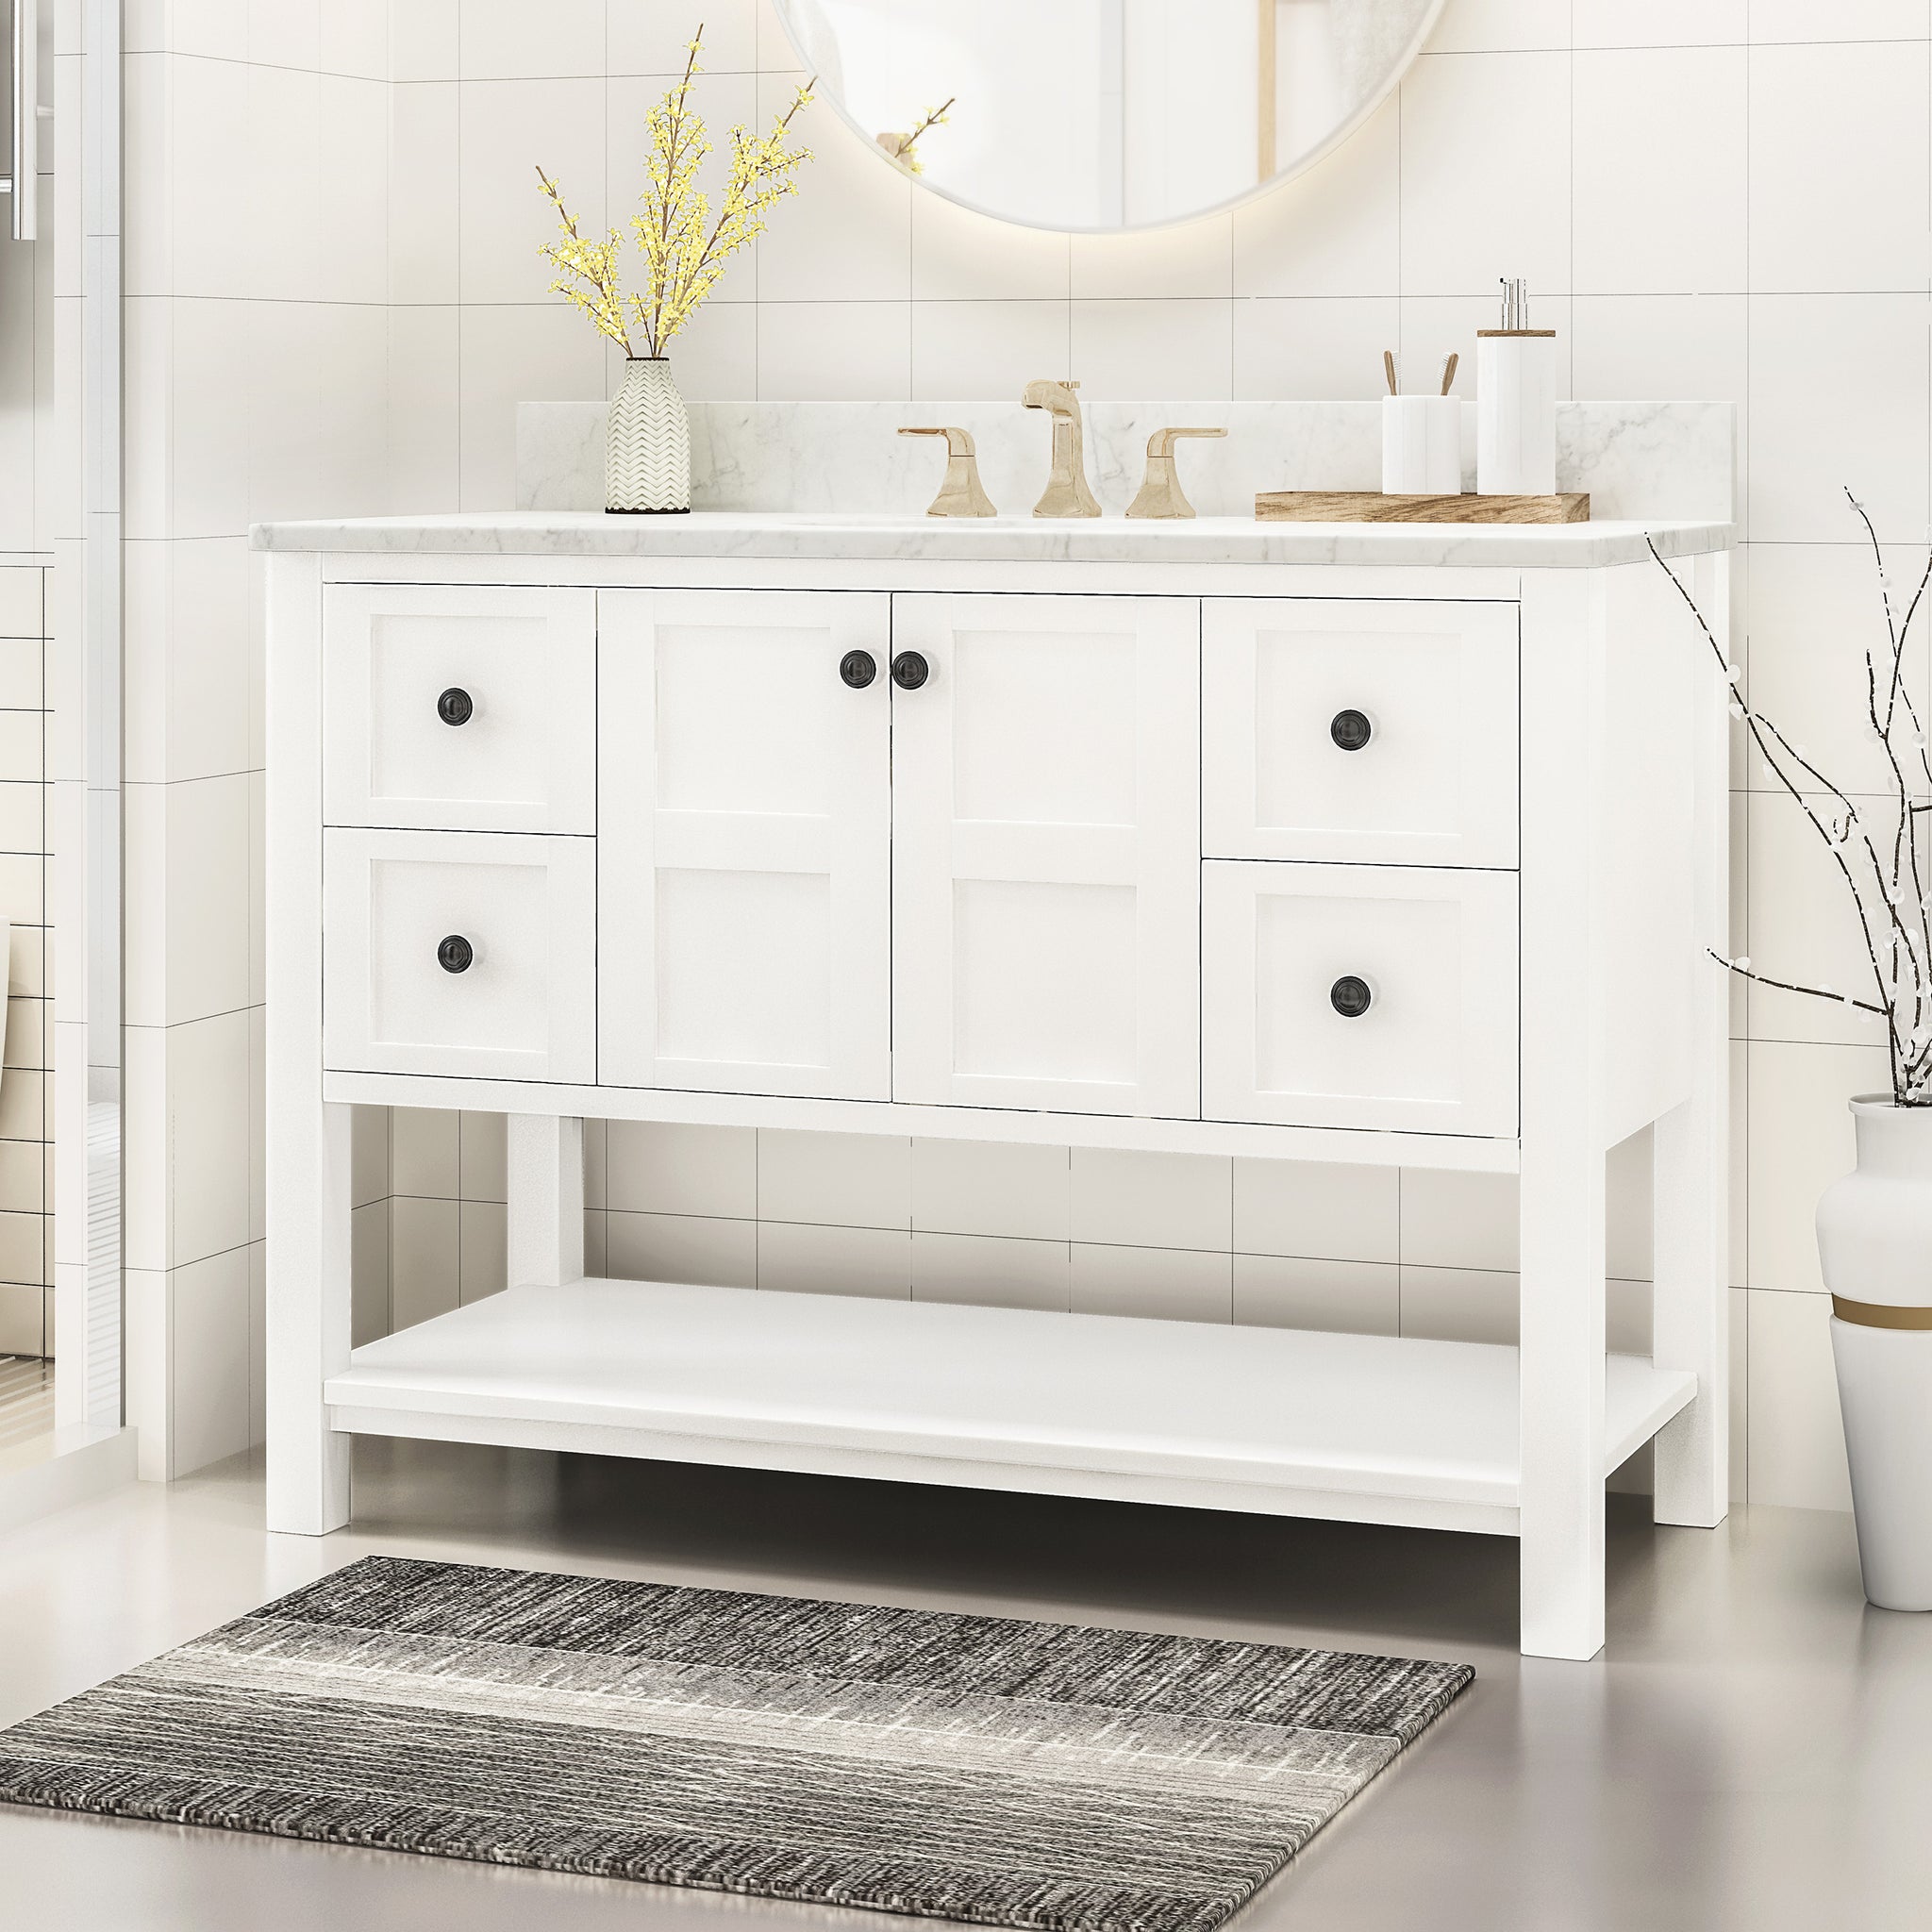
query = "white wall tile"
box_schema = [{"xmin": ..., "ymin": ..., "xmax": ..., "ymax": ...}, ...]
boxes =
[
  {"xmin": 1399, "ymin": 52, "xmax": 1571, "ymax": 296},
  {"xmin": 1070, "ymin": 1149, "xmax": 1230, "ymax": 1252},
  {"xmin": 759, "ymin": 1221, "xmax": 911, "ymax": 1298},
  {"xmin": 1400, "ymin": 1263, "xmax": 1518, "ymax": 1343},
  {"xmin": 911, "ymin": 192, "xmax": 1069, "ymax": 303},
  {"xmin": 391, "ymin": 1194, "xmax": 460, "ymax": 1327},
  {"xmin": 1746, "ymin": 1041, "xmax": 1890, "ymax": 1293},
  {"xmin": 391, "ymin": 1107, "xmax": 459, "ymax": 1198},
  {"xmin": 911, "ymin": 302, "xmax": 1072, "ymax": 405},
  {"xmin": 1748, "ymin": 1, "xmax": 1929, "ymax": 42},
  {"xmin": 756, "ymin": 302, "xmax": 910, "ymax": 400},
  {"xmin": 1071, "ymin": 217, "xmax": 1233, "ymax": 301},
  {"xmin": 166, "ymin": 1008, "xmax": 252, "ymax": 1267},
  {"xmin": 1746, "ymin": 1286, "xmax": 1853, "ymax": 1510},
  {"xmin": 458, "ymin": 1112, "xmax": 508, "ymax": 1202},
  {"xmin": 1574, "ymin": 48, "xmax": 1747, "ymax": 294},
  {"xmin": 1743, "ymin": 541, "xmax": 1931, "ymax": 798},
  {"xmin": 1400, "ymin": 1168, "xmax": 1520, "ymax": 1272},
  {"xmin": 1747, "ymin": 295, "xmax": 1930, "ymax": 544},
  {"xmin": 758, "ymin": 1129, "xmax": 908, "ymax": 1229},
  {"xmin": 391, "ymin": 83, "xmax": 459, "ymax": 306},
  {"xmin": 1745, "ymin": 791, "xmax": 1902, "ymax": 1047},
  {"xmin": 319, "ymin": 0, "xmax": 388, "ymax": 80},
  {"xmin": 1570, "ymin": 294, "xmax": 1747, "ymax": 417},
  {"xmin": 459, "ymin": 1199, "xmax": 508, "ymax": 1301},
  {"xmin": 1069, "ymin": 299, "xmax": 1233, "ymax": 401},
  {"xmin": 458, "ymin": 303, "xmax": 608, "ymax": 508},
  {"xmin": 169, "ymin": 1247, "xmax": 252, "ymax": 1475},
  {"xmin": 609, "ymin": 0, "xmax": 756, "ymax": 77},
  {"xmin": 317, "ymin": 77, "xmax": 391, "ymax": 306},
  {"xmin": 1232, "ymin": 1158, "xmax": 1400, "ymax": 1260},
  {"xmin": 393, "ymin": 0, "xmax": 458, "ymax": 82},
  {"xmin": 1232, "ymin": 1254, "xmax": 1401, "ymax": 1335},
  {"xmin": 606, "ymin": 1121, "xmax": 757, "ymax": 1217},
  {"xmin": 1071, "ymin": 1243, "xmax": 1232, "ymax": 1323},
  {"xmin": 1234, "ymin": 96, "xmax": 1400, "ymax": 298},
  {"xmin": 350, "ymin": 1198, "xmax": 391, "ymax": 1345},
  {"xmin": 351, "ymin": 1106, "xmax": 390, "ymax": 1208},
  {"xmin": 460, "ymin": 79, "xmax": 608, "ymax": 306},
  {"xmin": 1749, "ymin": 42, "xmax": 1929, "ymax": 293},
  {"xmin": 911, "ymin": 1231, "xmax": 1071, "ymax": 1311},
  {"xmin": 1426, "ymin": 0, "xmax": 1571, "ymax": 53},
  {"xmin": 459, "ymin": 0, "xmax": 606, "ymax": 81},
  {"xmin": 389, "ymin": 307, "xmax": 462, "ymax": 511},
  {"xmin": 623, "ymin": 299, "xmax": 758, "ymax": 402},
  {"xmin": 911, "ymin": 1139, "xmax": 1069, "ymax": 1241},
  {"xmin": 755, "ymin": 81, "xmax": 910, "ymax": 304},
  {"xmin": 606, "ymin": 1209, "xmax": 758, "ymax": 1288},
  {"xmin": 1574, "ymin": 0, "xmax": 1748, "ymax": 45},
  {"xmin": 1234, "ymin": 296, "xmax": 1402, "ymax": 401},
  {"xmin": 249, "ymin": 0, "xmax": 318, "ymax": 71}
]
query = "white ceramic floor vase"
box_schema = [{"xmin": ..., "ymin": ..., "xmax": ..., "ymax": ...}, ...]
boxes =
[
  {"xmin": 1816, "ymin": 1095, "xmax": 1932, "ymax": 1612},
  {"xmin": 607, "ymin": 358, "xmax": 691, "ymax": 513}
]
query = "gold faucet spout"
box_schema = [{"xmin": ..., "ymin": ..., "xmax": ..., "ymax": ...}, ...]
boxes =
[{"xmin": 1022, "ymin": 378, "xmax": 1101, "ymax": 518}]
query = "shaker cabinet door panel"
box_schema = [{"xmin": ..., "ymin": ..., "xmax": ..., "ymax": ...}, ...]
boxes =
[
  {"xmin": 891, "ymin": 593, "xmax": 1201, "ymax": 1117},
  {"xmin": 323, "ymin": 828, "xmax": 596, "ymax": 1083},
  {"xmin": 597, "ymin": 590, "xmax": 892, "ymax": 1100},
  {"xmin": 323, "ymin": 584, "xmax": 597, "ymax": 834},
  {"xmin": 1202, "ymin": 597, "xmax": 1518, "ymax": 868},
  {"xmin": 1202, "ymin": 859, "xmax": 1518, "ymax": 1137}
]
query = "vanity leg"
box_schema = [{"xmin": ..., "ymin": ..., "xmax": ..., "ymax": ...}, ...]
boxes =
[
  {"xmin": 264, "ymin": 549, "xmax": 351, "ymax": 1536},
  {"xmin": 1517, "ymin": 568, "xmax": 1607, "ymax": 1661},
  {"xmin": 1652, "ymin": 557, "xmax": 1732, "ymax": 1526},
  {"xmin": 1519, "ymin": 1135, "xmax": 1608, "ymax": 1660},
  {"xmin": 265, "ymin": 1098, "xmax": 353, "ymax": 1535},
  {"xmin": 508, "ymin": 1114, "xmax": 585, "ymax": 1287}
]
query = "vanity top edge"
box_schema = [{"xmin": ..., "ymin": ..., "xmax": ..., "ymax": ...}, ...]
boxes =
[{"xmin": 249, "ymin": 510, "xmax": 1734, "ymax": 570}]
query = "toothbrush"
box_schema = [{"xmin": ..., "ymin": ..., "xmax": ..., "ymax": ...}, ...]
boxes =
[
  {"xmin": 1383, "ymin": 349, "xmax": 1399, "ymax": 396},
  {"xmin": 1440, "ymin": 352, "xmax": 1458, "ymax": 394}
]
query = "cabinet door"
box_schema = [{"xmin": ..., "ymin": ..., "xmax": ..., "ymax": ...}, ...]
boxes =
[
  {"xmin": 1201, "ymin": 859, "xmax": 1518, "ymax": 1136},
  {"xmin": 323, "ymin": 584, "xmax": 596, "ymax": 834},
  {"xmin": 891, "ymin": 593, "xmax": 1200, "ymax": 1116},
  {"xmin": 1203, "ymin": 597, "xmax": 1518, "ymax": 868},
  {"xmin": 598, "ymin": 590, "xmax": 891, "ymax": 1099},
  {"xmin": 323, "ymin": 828, "xmax": 595, "ymax": 1083}
]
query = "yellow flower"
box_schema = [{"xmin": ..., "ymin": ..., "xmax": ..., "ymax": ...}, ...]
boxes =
[{"xmin": 539, "ymin": 32, "xmax": 814, "ymax": 358}]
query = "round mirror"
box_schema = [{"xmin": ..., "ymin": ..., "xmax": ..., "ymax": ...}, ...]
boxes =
[{"xmin": 774, "ymin": 0, "xmax": 1447, "ymax": 232}]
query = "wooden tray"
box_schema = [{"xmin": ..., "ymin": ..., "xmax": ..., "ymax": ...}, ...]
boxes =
[{"xmin": 1256, "ymin": 491, "xmax": 1589, "ymax": 525}]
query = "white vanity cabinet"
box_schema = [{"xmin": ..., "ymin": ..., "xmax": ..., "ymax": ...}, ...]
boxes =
[{"xmin": 261, "ymin": 512, "xmax": 1734, "ymax": 1663}]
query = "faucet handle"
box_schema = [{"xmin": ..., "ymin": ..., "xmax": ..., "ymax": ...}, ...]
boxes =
[
  {"xmin": 898, "ymin": 426, "xmax": 997, "ymax": 518},
  {"xmin": 1127, "ymin": 425, "xmax": 1228, "ymax": 521}
]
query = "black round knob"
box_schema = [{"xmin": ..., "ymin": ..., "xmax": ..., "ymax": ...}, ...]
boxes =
[
  {"xmin": 437, "ymin": 934, "xmax": 474, "ymax": 974},
  {"xmin": 1330, "ymin": 708, "xmax": 1373, "ymax": 752},
  {"xmin": 891, "ymin": 651, "xmax": 930, "ymax": 691},
  {"xmin": 840, "ymin": 649, "xmax": 877, "ymax": 690},
  {"xmin": 437, "ymin": 687, "xmax": 475, "ymax": 726},
  {"xmin": 1330, "ymin": 974, "xmax": 1373, "ymax": 1018}
]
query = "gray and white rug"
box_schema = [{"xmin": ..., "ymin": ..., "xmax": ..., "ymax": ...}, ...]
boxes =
[{"xmin": 0, "ymin": 1555, "xmax": 1472, "ymax": 1931}]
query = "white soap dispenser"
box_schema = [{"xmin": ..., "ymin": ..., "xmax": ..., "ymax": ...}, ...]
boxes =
[{"xmin": 1476, "ymin": 277, "xmax": 1556, "ymax": 495}]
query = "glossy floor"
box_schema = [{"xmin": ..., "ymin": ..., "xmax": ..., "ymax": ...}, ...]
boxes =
[{"xmin": 2, "ymin": 1441, "xmax": 1927, "ymax": 1932}]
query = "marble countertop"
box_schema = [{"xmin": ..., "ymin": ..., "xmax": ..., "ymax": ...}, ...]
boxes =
[{"xmin": 251, "ymin": 509, "xmax": 1733, "ymax": 569}]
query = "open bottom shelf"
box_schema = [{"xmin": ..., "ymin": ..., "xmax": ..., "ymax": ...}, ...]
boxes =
[{"xmin": 325, "ymin": 1278, "xmax": 1697, "ymax": 1537}]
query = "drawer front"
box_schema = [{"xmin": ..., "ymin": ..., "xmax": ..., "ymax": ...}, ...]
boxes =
[
  {"xmin": 323, "ymin": 828, "xmax": 595, "ymax": 1082},
  {"xmin": 1203, "ymin": 598, "xmax": 1518, "ymax": 868},
  {"xmin": 323, "ymin": 584, "xmax": 596, "ymax": 833},
  {"xmin": 1202, "ymin": 859, "xmax": 1517, "ymax": 1136}
]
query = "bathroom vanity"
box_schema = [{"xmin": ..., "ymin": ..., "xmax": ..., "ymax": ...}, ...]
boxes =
[{"xmin": 258, "ymin": 508, "xmax": 1732, "ymax": 1661}]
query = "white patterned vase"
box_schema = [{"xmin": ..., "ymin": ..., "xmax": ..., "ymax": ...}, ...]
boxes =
[{"xmin": 606, "ymin": 357, "xmax": 691, "ymax": 513}]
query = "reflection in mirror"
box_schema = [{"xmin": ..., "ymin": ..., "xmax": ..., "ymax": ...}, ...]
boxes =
[{"xmin": 776, "ymin": 0, "xmax": 1443, "ymax": 231}]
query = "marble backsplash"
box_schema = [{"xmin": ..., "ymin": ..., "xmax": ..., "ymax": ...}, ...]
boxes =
[{"xmin": 516, "ymin": 399, "xmax": 1736, "ymax": 525}]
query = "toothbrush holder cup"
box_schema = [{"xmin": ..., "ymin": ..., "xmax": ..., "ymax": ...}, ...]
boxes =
[{"xmin": 1380, "ymin": 395, "xmax": 1461, "ymax": 496}]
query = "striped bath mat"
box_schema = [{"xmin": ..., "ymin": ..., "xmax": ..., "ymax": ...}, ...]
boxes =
[{"xmin": 0, "ymin": 1556, "xmax": 1471, "ymax": 1931}]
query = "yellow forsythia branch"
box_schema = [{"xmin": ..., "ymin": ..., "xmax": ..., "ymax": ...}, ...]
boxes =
[{"xmin": 535, "ymin": 27, "xmax": 814, "ymax": 361}]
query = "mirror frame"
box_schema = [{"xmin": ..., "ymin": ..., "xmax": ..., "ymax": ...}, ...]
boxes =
[{"xmin": 774, "ymin": 0, "xmax": 1451, "ymax": 235}]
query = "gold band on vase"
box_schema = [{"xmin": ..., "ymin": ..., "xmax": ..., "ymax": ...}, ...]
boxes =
[{"xmin": 1831, "ymin": 1295, "xmax": 1932, "ymax": 1331}]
